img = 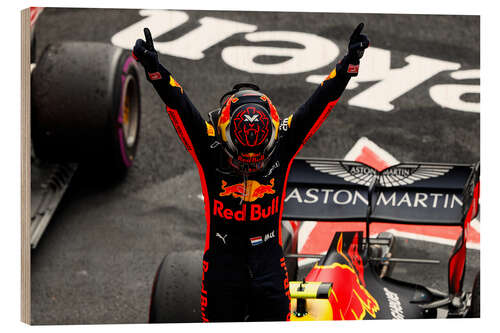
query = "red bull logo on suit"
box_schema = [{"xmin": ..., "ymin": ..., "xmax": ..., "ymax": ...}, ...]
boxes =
[
  {"xmin": 220, "ymin": 178, "xmax": 275, "ymax": 202},
  {"xmin": 213, "ymin": 197, "xmax": 280, "ymax": 222}
]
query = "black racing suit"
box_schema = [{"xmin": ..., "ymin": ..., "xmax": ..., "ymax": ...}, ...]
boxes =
[{"xmin": 147, "ymin": 62, "xmax": 351, "ymax": 322}]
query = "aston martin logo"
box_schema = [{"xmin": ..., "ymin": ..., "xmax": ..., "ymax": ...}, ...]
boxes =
[{"xmin": 306, "ymin": 160, "xmax": 453, "ymax": 188}]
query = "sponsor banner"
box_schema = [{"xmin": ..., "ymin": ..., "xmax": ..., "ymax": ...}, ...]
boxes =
[{"xmin": 283, "ymin": 158, "xmax": 472, "ymax": 226}]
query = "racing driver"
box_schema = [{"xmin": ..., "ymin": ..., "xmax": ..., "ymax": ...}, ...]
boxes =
[{"xmin": 133, "ymin": 23, "xmax": 369, "ymax": 322}]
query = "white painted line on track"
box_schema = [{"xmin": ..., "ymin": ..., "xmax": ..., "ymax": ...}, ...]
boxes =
[
  {"xmin": 297, "ymin": 221, "xmax": 317, "ymax": 253},
  {"xmin": 344, "ymin": 136, "xmax": 399, "ymax": 166}
]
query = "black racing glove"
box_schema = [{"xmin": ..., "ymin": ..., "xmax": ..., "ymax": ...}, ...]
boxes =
[
  {"xmin": 340, "ymin": 23, "xmax": 370, "ymax": 76},
  {"xmin": 132, "ymin": 28, "xmax": 162, "ymax": 80}
]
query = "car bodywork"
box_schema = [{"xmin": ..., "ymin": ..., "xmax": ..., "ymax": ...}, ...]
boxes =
[{"xmin": 281, "ymin": 157, "xmax": 480, "ymax": 320}]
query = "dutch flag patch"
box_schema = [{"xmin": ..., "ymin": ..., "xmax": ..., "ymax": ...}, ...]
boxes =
[{"xmin": 250, "ymin": 236, "xmax": 263, "ymax": 246}]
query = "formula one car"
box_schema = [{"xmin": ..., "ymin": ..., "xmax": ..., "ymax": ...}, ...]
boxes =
[
  {"xmin": 29, "ymin": 7, "xmax": 141, "ymax": 248},
  {"xmin": 281, "ymin": 158, "xmax": 479, "ymax": 320},
  {"xmin": 149, "ymin": 155, "xmax": 480, "ymax": 322}
]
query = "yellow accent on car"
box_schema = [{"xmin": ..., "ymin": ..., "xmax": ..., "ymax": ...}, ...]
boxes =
[
  {"xmin": 287, "ymin": 114, "xmax": 293, "ymax": 128},
  {"xmin": 307, "ymin": 262, "xmax": 380, "ymax": 320},
  {"xmin": 206, "ymin": 122, "xmax": 215, "ymax": 137},
  {"xmin": 290, "ymin": 281, "xmax": 330, "ymax": 299},
  {"xmin": 290, "ymin": 299, "xmax": 333, "ymax": 321}
]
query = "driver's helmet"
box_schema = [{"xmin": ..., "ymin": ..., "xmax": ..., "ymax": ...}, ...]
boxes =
[{"xmin": 217, "ymin": 84, "xmax": 280, "ymax": 174}]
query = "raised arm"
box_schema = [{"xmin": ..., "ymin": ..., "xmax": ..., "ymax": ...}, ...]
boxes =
[
  {"xmin": 282, "ymin": 23, "xmax": 370, "ymax": 155},
  {"xmin": 133, "ymin": 28, "xmax": 210, "ymax": 158}
]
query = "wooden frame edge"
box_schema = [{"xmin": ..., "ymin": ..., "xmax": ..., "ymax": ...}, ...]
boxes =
[{"xmin": 21, "ymin": 7, "xmax": 31, "ymax": 325}]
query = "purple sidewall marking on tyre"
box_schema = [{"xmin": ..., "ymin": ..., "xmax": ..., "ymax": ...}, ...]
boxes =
[
  {"xmin": 118, "ymin": 127, "xmax": 132, "ymax": 168},
  {"xmin": 118, "ymin": 74, "xmax": 125, "ymax": 124},
  {"xmin": 117, "ymin": 55, "xmax": 136, "ymax": 168},
  {"xmin": 123, "ymin": 55, "xmax": 135, "ymax": 73},
  {"xmin": 119, "ymin": 56, "xmax": 135, "ymax": 124}
]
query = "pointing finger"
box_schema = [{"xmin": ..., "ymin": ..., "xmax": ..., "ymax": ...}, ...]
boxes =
[
  {"xmin": 350, "ymin": 22, "xmax": 364, "ymax": 40},
  {"xmin": 144, "ymin": 27, "xmax": 154, "ymax": 50}
]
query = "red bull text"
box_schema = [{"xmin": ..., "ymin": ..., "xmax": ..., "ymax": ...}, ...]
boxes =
[{"xmin": 213, "ymin": 196, "xmax": 280, "ymax": 221}]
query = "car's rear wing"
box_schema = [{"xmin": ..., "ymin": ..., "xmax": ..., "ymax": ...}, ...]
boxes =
[
  {"xmin": 283, "ymin": 157, "xmax": 480, "ymax": 298},
  {"xmin": 283, "ymin": 158, "xmax": 480, "ymax": 227}
]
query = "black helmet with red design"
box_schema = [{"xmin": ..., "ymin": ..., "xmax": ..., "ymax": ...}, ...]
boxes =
[{"xmin": 216, "ymin": 83, "xmax": 280, "ymax": 174}]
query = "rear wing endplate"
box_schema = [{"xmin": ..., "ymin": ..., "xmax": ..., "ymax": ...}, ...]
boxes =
[{"xmin": 283, "ymin": 158, "xmax": 479, "ymax": 227}]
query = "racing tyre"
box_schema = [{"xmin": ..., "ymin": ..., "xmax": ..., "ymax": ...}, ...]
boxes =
[
  {"xmin": 469, "ymin": 271, "xmax": 480, "ymax": 318},
  {"xmin": 32, "ymin": 42, "xmax": 141, "ymax": 179},
  {"xmin": 149, "ymin": 250, "xmax": 203, "ymax": 323}
]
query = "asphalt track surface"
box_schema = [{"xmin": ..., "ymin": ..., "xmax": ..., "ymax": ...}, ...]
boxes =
[{"xmin": 31, "ymin": 8, "xmax": 480, "ymax": 324}]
